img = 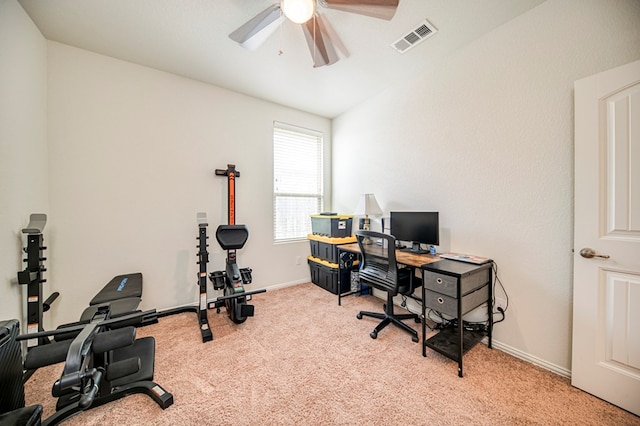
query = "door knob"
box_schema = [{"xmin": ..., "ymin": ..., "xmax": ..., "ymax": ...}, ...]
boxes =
[{"xmin": 579, "ymin": 248, "xmax": 610, "ymax": 259}]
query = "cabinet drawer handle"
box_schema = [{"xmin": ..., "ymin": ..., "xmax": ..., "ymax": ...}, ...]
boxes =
[
  {"xmin": 436, "ymin": 278, "xmax": 443, "ymax": 284},
  {"xmin": 437, "ymin": 297, "xmax": 444, "ymax": 304}
]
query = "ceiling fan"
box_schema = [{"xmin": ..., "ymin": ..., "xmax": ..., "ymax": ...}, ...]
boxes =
[{"xmin": 229, "ymin": 0, "xmax": 400, "ymax": 68}]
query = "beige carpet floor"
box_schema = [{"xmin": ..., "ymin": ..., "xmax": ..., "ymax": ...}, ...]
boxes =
[{"xmin": 25, "ymin": 283, "xmax": 640, "ymax": 425}]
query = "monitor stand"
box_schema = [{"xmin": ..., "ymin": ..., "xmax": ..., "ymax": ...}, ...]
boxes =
[{"xmin": 400, "ymin": 242, "xmax": 427, "ymax": 254}]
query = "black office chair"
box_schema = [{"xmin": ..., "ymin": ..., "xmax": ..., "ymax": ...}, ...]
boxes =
[{"xmin": 355, "ymin": 230, "xmax": 420, "ymax": 342}]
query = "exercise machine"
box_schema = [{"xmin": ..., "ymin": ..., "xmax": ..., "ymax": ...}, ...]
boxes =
[
  {"xmin": 209, "ymin": 164, "xmax": 265, "ymax": 324},
  {"xmin": 160, "ymin": 208, "xmax": 261, "ymax": 342},
  {"xmin": 159, "ymin": 165, "xmax": 264, "ymax": 342},
  {"xmin": 17, "ymin": 214, "xmax": 59, "ymax": 348},
  {"xmin": 15, "ymin": 213, "xmax": 161, "ymax": 395},
  {"xmin": 9, "ymin": 215, "xmax": 171, "ymax": 423},
  {"xmin": 1, "ymin": 310, "xmax": 173, "ymax": 426},
  {"xmin": 0, "ymin": 318, "xmax": 43, "ymax": 426},
  {"xmin": 193, "ymin": 212, "xmax": 214, "ymax": 342},
  {"xmin": 16, "ymin": 214, "xmax": 153, "ymax": 347}
]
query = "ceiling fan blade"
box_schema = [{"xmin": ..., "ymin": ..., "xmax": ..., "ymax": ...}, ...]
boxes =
[
  {"xmin": 319, "ymin": 14, "xmax": 349, "ymax": 59},
  {"xmin": 319, "ymin": 0, "xmax": 399, "ymax": 20},
  {"xmin": 302, "ymin": 14, "xmax": 340, "ymax": 68},
  {"xmin": 229, "ymin": 4, "xmax": 284, "ymax": 50}
]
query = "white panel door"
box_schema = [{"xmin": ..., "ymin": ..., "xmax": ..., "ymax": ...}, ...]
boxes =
[{"xmin": 573, "ymin": 59, "xmax": 640, "ymax": 416}]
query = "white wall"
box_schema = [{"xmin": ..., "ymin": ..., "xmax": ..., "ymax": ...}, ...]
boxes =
[
  {"xmin": 0, "ymin": 0, "xmax": 48, "ymax": 327},
  {"xmin": 332, "ymin": 0, "xmax": 640, "ymax": 374},
  {"xmin": 6, "ymin": 0, "xmax": 638, "ymax": 376},
  {"xmin": 45, "ymin": 42, "xmax": 330, "ymax": 326}
]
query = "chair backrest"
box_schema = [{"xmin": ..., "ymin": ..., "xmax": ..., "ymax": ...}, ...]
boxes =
[{"xmin": 355, "ymin": 230, "xmax": 402, "ymax": 296}]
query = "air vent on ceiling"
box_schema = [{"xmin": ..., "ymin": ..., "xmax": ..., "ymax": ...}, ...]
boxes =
[{"xmin": 391, "ymin": 19, "xmax": 438, "ymax": 54}]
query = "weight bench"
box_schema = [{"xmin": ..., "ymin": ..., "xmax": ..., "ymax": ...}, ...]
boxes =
[
  {"xmin": 1, "ymin": 311, "xmax": 173, "ymax": 426},
  {"xmin": 50, "ymin": 273, "xmax": 154, "ymax": 343},
  {"xmin": 79, "ymin": 273, "xmax": 143, "ymax": 320},
  {"xmin": 17, "ymin": 214, "xmax": 151, "ymax": 350}
]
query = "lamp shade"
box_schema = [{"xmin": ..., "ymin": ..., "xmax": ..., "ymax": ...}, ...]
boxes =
[
  {"xmin": 354, "ymin": 194, "xmax": 383, "ymax": 216},
  {"xmin": 281, "ymin": 0, "xmax": 316, "ymax": 24}
]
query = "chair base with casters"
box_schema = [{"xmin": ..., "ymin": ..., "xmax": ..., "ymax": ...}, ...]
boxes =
[
  {"xmin": 357, "ymin": 276, "xmax": 421, "ymax": 342},
  {"xmin": 353, "ymin": 230, "xmax": 421, "ymax": 343}
]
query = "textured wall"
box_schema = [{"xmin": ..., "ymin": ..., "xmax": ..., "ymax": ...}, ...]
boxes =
[
  {"xmin": 0, "ymin": 0, "xmax": 48, "ymax": 329},
  {"xmin": 44, "ymin": 42, "xmax": 331, "ymax": 326},
  {"xmin": 331, "ymin": 0, "xmax": 640, "ymax": 372}
]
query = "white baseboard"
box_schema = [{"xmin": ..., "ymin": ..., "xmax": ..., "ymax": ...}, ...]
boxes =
[
  {"xmin": 161, "ymin": 279, "xmax": 308, "ymax": 313},
  {"xmin": 266, "ymin": 278, "xmax": 309, "ymax": 291},
  {"xmin": 389, "ymin": 293, "xmax": 572, "ymax": 378},
  {"xmin": 174, "ymin": 281, "xmax": 573, "ymax": 380},
  {"xmin": 486, "ymin": 339, "xmax": 571, "ymax": 378}
]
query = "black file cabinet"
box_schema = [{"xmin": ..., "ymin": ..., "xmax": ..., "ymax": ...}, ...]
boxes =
[{"xmin": 421, "ymin": 260, "xmax": 493, "ymax": 377}]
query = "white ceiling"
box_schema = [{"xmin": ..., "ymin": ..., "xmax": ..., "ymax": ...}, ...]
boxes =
[{"xmin": 18, "ymin": 0, "xmax": 546, "ymax": 118}]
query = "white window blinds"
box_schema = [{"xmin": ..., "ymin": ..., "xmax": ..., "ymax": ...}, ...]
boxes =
[{"xmin": 273, "ymin": 122, "xmax": 324, "ymax": 242}]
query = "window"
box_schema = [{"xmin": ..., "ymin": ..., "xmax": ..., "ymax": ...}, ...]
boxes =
[{"xmin": 273, "ymin": 122, "xmax": 324, "ymax": 242}]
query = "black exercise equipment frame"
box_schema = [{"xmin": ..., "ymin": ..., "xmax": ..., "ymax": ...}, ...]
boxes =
[
  {"xmin": 158, "ymin": 164, "xmax": 264, "ymax": 342},
  {"xmin": 17, "ymin": 214, "xmax": 59, "ymax": 349},
  {"xmin": 9, "ymin": 309, "xmax": 173, "ymax": 425},
  {"xmin": 193, "ymin": 213, "xmax": 213, "ymax": 342},
  {"xmin": 209, "ymin": 164, "xmax": 265, "ymax": 323}
]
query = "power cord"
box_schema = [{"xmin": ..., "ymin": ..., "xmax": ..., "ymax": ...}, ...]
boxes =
[
  {"xmin": 491, "ymin": 262, "xmax": 509, "ymax": 324},
  {"xmin": 394, "ymin": 261, "xmax": 510, "ymax": 330},
  {"xmin": 396, "ymin": 299, "xmax": 443, "ymax": 332}
]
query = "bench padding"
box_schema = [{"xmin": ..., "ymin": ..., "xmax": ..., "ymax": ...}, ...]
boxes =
[{"xmin": 90, "ymin": 273, "xmax": 142, "ymax": 305}]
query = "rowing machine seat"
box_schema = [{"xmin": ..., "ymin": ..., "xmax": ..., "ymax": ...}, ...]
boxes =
[{"xmin": 216, "ymin": 225, "xmax": 248, "ymax": 250}]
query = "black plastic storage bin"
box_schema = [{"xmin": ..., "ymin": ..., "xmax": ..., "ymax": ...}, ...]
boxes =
[
  {"xmin": 308, "ymin": 256, "xmax": 353, "ymax": 295},
  {"xmin": 310, "ymin": 214, "xmax": 353, "ymax": 238},
  {"xmin": 308, "ymin": 234, "xmax": 356, "ymax": 264}
]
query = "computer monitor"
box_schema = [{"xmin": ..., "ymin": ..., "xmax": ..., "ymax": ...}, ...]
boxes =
[{"xmin": 390, "ymin": 211, "xmax": 439, "ymax": 254}]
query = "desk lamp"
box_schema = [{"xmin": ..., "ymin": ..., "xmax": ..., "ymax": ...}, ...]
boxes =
[{"xmin": 354, "ymin": 194, "xmax": 383, "ymax": 231}]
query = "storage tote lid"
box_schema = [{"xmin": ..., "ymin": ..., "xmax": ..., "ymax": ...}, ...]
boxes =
[{"xmin": 310, "ymin": 214, "xmax": 353, "ymax": 219}]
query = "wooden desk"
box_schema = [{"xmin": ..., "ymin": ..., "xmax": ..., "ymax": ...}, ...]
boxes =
[
  {"xmin": 338, "ymin": 242, "xmax": 493, "ymax": 377},
  {"xmin": 337, "ymin": 242, "xmax": 442, "ymax": 268},
  {"xmin": 336, "ymin": 242, "xmax": 442, "ymax": 305}
]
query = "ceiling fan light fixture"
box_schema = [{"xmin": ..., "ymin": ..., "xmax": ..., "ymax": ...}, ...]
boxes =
[{"xmin": 281, "ymin": 0, "xmax": 316, "ymax": 24}]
